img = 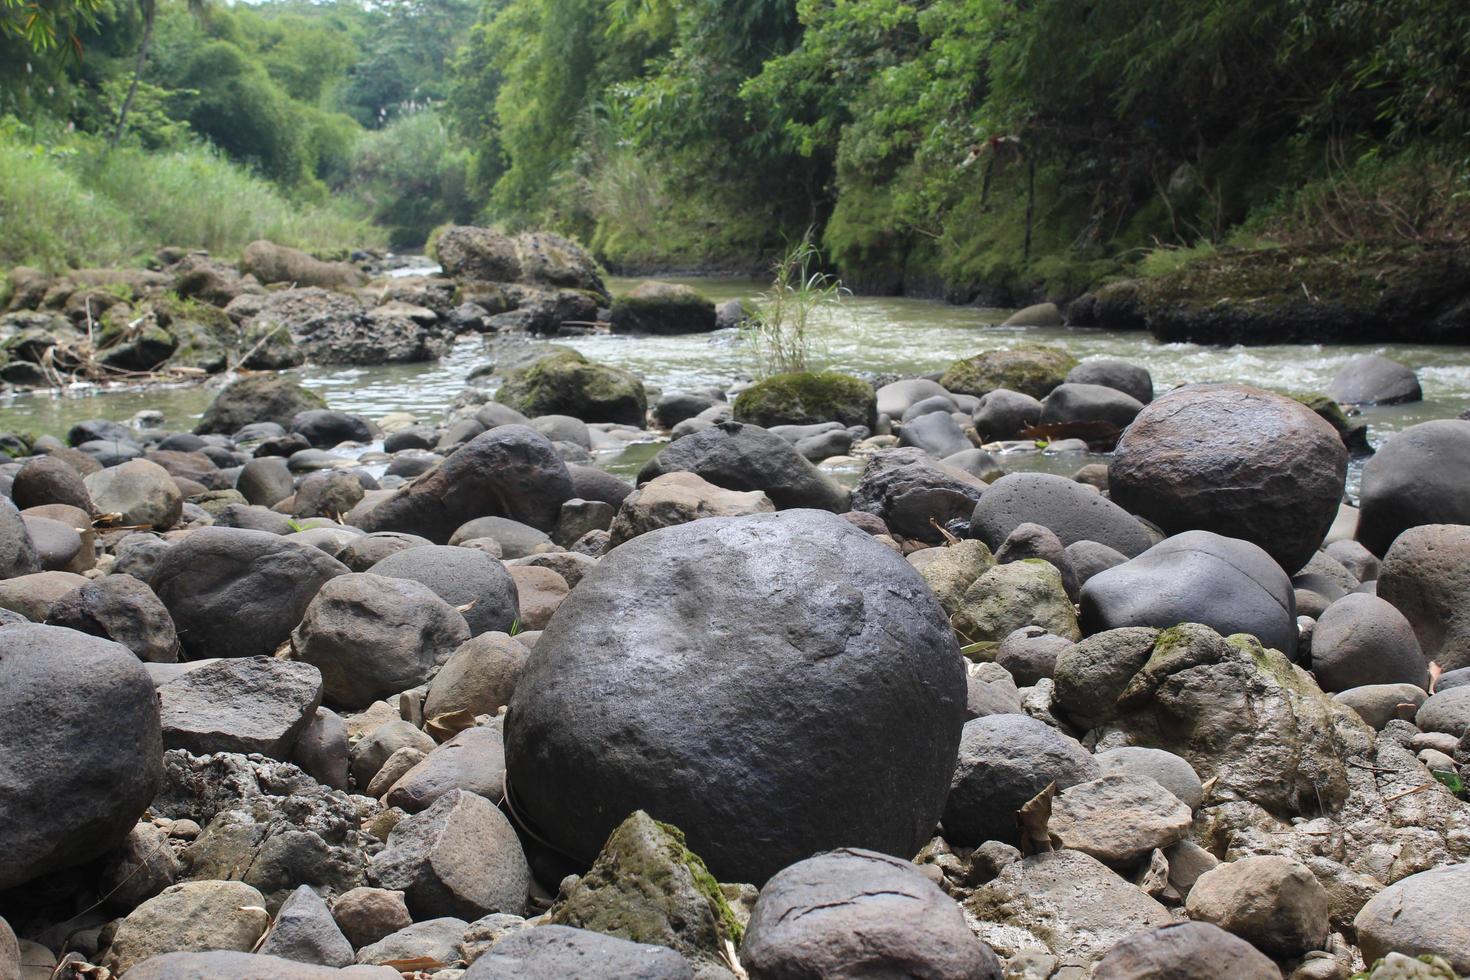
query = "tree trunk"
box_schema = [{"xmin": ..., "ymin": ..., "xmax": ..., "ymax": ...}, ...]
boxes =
[{"xmin": 111, "ymin": 5, "xmax": 156, "ymax": 149}]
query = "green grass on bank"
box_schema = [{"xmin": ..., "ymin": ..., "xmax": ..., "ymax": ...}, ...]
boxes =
[{"xmin": 0, "ymin": 122, "xmax": 381, "ymax": 273}]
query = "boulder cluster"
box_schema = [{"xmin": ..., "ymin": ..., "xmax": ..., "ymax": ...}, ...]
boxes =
[{"xmin": 0, "ymin": 333, "xmax": 1466, "ymax": 980}]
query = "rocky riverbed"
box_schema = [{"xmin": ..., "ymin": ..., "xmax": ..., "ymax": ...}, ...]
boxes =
[{"xmin": 1, "ymin": 229, "xmax": 1469, "ymax": 979}]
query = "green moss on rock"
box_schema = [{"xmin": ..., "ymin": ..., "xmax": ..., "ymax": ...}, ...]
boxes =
[
  {"xmin": 733, "ymin": 371, "xmax": 876, "ymax": 429},
  {"xmin": 609, "ymin": 281, "xmax": 716, "ymax": 335},
  {"xmin": 939, "ymin": 344, "xmax": 1079, "ymax": 399},
  {"xmin": 496, "ymin": 348, "xmax": 647, "ymax": 426}
]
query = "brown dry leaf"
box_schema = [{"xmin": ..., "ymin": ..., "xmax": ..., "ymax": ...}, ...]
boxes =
[
  {"xmin": 426, "ymin": 709, "xmax": 477, "ymax": 741},
  {"xmin": 1429, "ymin": 660, "xmax": 1443, "ymax": 694},
  {"xmin": 1016, "ymin": 781, "xmax": 1060, "ymax": 856},
  {"xmin": 383, "ymin": 957, "xmax": 444, "ymax": 971}
]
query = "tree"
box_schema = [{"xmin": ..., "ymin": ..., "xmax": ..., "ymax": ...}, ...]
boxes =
[
  {"xmin": 112, "ymin": 0, "xmax": 207, "ymax": 148},
  {"xmin": 1, "ymin": 0, "xmax": 104, "ymax": 56}
]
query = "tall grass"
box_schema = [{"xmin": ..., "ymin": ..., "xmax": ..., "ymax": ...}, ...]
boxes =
[
  {"xmin": 0, "ymin": 125, "xmax": 382, "ymax": 272},
  {"xmin": 742, "ymin": 236, "xmax": 848, "ymax": 378}
]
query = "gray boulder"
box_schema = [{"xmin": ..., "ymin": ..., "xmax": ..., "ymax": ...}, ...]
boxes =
[
  {"xmin": 84, "ymin": 458, "xmax": 182, "ymax": 530},
  {"xmin": 1040, "ymin": 382, "xmax": 1144, "ymax": 429},
  {"xmin": 971, "ymin": 472, "xmax": 1152, "ymax": 557},
  {"xmin": 1093, "ymin": 922, "xmax": 1280, "ymax": 980},
  {"xmin": 638, "ymin": 421, "xmax": 848, "ymax": 513},
  {"xmin": 1109, "ymin": 383, "xmax": 1347, "ymax": 573},
  {"xmin": 152, "ymin": 527, "xmax": 348, "ymax": 660},
  {"xmin": 1311, "ymin": 592, "xmax": 1428, "ymax": 692},
  {"xmin": 1065, "ymin": 359, "xmax": 1154, "ymax": 404},
  {"xmin": 897, "ymin": 410, "xmax": 973, "ymax": 458},
  {"xmin": 160, "ymin": 656, "xmax": 323, "ymax": 758},
  {"xmin": 850, "ymin": 447, "xmax": 987, "ymax": 543},
  {"xmin": 741, "ymin": 848, "xmax": 1002, "ymax": 979},
  {"xmin": 368, "ymin": 545, "xmax": 519, "ymax": 637},
  {"xmin": 1357, "ymin": 420, "xmax": 1470, "ymax": 556},
  {"xmin": 1354, "ymin": 863, "xmax": 1470, "ymax": 974},
  {"xmin": 971, "ymin": 388, "xmax": 1042, "ymax": 441},
  {"xmin": 1328, "ymin": 353, "xmax": 1422, "ymax": 407},
  {"xmin": 0, "ymin": 497, "xmax": 40, "ymax": 579},
  {"xmin": 942, "ymin": 713, "xmax": 1099, "ymax": 847},
  {"xmin": 291, "ymin": 573, "xmax": 470, "ymax": 710},
  {"xmin": 45, "ymin": 574, "xmax": 180, "ymax": 662},
  {"xmin": 1080, "ymin": 530, "xmax": 1297, "ymax": 659},
  {"xmin": 1415, "ymin": 686, "xmax": 1470, "ymax": 738},
  {"xmin": 370, "ymin": 790, "xmax": 530, "ymax": 920},
  {"xmin": 258, "ymin": 885, "xmax": 356, "ymax": 968},
  {"xmin": 464, "ymin": 925, "xmax": 693, "ymax": 980},
  {"xmin": 1049, "ymin": 774, "xmax": 1193, "ymax": 866},
  {"xmin": 195, "ymin": 375, "xmax": 327, "ymax": 435},
  {"xmin": 1377, "ymin": 523, "xmax": 1470, "ymax": 670},
  {"xmin": 505, "ymin": 510, "xmax": 966, "ymax": 884},
  {"xmin": 0, "ymin": 623, "xmax": 162, "ymax": 889}
]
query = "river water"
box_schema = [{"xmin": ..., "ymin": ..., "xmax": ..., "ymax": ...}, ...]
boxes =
[{"xmin": 3, "ymin": 276, "xmax": 1468, "ymax": 497}]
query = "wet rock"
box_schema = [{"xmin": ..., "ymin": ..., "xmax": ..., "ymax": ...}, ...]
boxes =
[
  {"xmin": 850, "ymin": 447, "xmax": 988, "ymax": 543},
  {"xmin": 1066, "ymin": 359, "xmax": 1154, "ymax": 404},
  {"xmin": 1329, "ymin": 354, "xmax": 1422, "ymax": 407},
  {"xmin": 152, "ymin": 527, "xmax": 348, "ymax": 660},
  {"xmin": 1095, "ymin": 746, "xmax": 1204, "ymax": 810},
  {"xmin": 332, "ymin": 887, "xmax": 412, "ymax": 950},
  {"xmin": 45, "ymin": 574, "xmax": 180, "ymax": 661},
  {"xmin": 196, "ymin": 375, "xmax": 327, "ymax": 435},
  {"xmin": 506, "ymin": 511, "xmax": 966, "ymax": 884},
  {"xmin": 368, "ymin": 545, "xmax": 518, "ymax": 637},
  {"xmin": 1093, "ymin": 921, "xmax": 1280, "ymax": 980},
  {"xmin": 971, "ymin": 472, "xmax": 1152, "ymax": 557},
  {"xmin": 464, "ymin": 924, "xmax": 693, "ymax": 979},
  {"xmin": 12, "ymin": 454, "xmax": 92, "ymax": 512},
  {"xmin": 942, "ymin": 713, "xmax": 1100, "ymax": 847},
  {"xmin": 1109, "ymin": 383, "xmax": 1347, "ymax": 573},
  {"xmin": 638, "ymin": 421, "xmax": 848, "ymax": 514},
  {"xmin": 1185, "ymin": 855, "xmax": 1329, "ymax": 957},
  {"xmin": 1081, "ymin": 530, "xmax": 1297, "ymax": 660},
  {"xmin": 384, "ymin": 726, "xmax": 507, "ymax": 812},
  {"xmin": 258, "ymin": 885, "xmax": 355, "ymax": 968},
  {"xmin": 965, "ymin": 849, "xmax": 1172, "ymax": 968},
  {"xmin": 424, "ymin": 632, "xmax": 527, "ymax": 721},
  {"xmin": 358, "ymin": 425, "xmax": 575, "ymax": 541},
  {"xmin": 1311, "ymin": 593, "xmax": 1428, "ymax": 691},
  {"xmin": 370, "ymin": 789, "xmax": 530, "ymax": 920},
  {"xmin": 1050, "ymin": 774, "xmax": 1193, "ymax": 866},
  {"xmin": 1353, "ymin": 863, "xmax": 1470, "ymax": 973},
  {"xmin": 741, "ymin": 848, "xmax": 1002, "ymax": 979},
  {"xmin": 972, "ymin": 388, "xmax": 1043, "ymax": 441},
  {"xmin": 159, "ymin": 657, "xmax": 323, "ymax": 758},
  {"xmin": 0, "ymin": 497, "xmax": 40, "ymax": 579},
  {"xmin": 1377, "ymin": 524, "xmax": 1470, "ymax": 671},
  {"xmin": 106, "ymin": 880, "xmax": 271, "ymax": 975},
  {"xmin": 0, "ymin": 624, "xmax": 162, "ymax": 890},
  {"xmin": 1358, "ymin": 422, "xmax": 1470, "ymax": 556},
  {"xmin": 610, "ymin": 281, "xmax": 716, "ymax": 335},
  {"xmin": 1041, "ymin": 382, "xmax": 1145, "ymax": 428},
  {"xmin": 951, "ymin": 559, "xmax": 1080, "ymax": 646},
  {"xmin": 548, "ymin": 811, "xmax": 740, "ymax": 971},
  {"xmin": 898, "ymin": 409, "xmax": 973, "ymax": 457}
]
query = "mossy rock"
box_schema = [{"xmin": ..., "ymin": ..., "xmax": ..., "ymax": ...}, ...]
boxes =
[
  {"xmin": 195, "ymin": 374, "xmax": 328, "ymax": 435},
  {"xmin": 548, "ymin": 810, "xmax": 742, "ymax": 967},
  {"xmin": 940, "ymin": 344, "xmax": 1079, "ymax": 399},
  {"xmin": 496, "ymin": 348, "xmax": 647, "ymax": 426},
  {"xmin": 1290, "ymin": 392, "xmax": 1372, "ymax": 456},
  {"xmin": 733, "ymin": 371, "xmax": 876, "ymax": 429},
  {"xmin": 98, "ymin": 324, "xmax": 178, "ymax": 372},
  {"xmin": 609, "ymin": 281, "xmax": 717, "ymax": 335}
]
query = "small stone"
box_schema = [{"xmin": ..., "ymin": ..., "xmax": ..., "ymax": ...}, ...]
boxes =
[
  {"xmin": 1185, "ymin": 855, "xmax": 1329, "ymax": 958},
  {"xmin": 332, "ymin": 887, "xmax": 412, "ymax": 950},
  {"xmin": 259, "ymin": 885, "xmax": 355, "ymax": 967}
]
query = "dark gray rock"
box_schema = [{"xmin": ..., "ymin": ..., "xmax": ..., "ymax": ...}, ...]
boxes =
[
  {"xmin": 1040, "ymin": 383, "xmax": 1145, "ymax": 429},
  {"xmin": 850, "ymin": 447, "xmax": 987, "ymax": 543},
  {"xmin": 1065, "ymin": 359, "xmax": 1154, "ymax": 404},
  {"xmin": 653, "ymin": 393, "xmax": 722, "ymax": 430},
  {"xmin": 120, "ymin": 951, "xmax": 365, "ymax": 979},
  {"xmin": 1358, "ymin": 420, "xmax": 1470, "ymax": 556},
  {"xmin": 370, "ymin": 789, "xmax": 530, "ymax": 920},
  {"xmin": 0, "ymin": 497, "xmax": 42, "ymax": 579},
  {"xmin": 1110, "ymin": 383, "xmax": 1347, "ymax": 573},
  {"xmin": 292, "ymin": 707, "xmax": 350, "ymax": 790},
  {"xmin": 1311, "ymin": 592, "xmax": 1428, "ymax": 692},
  {"xmin": 290, "ymin": 410, "xmax": 374, "ymax": 447},
  {"xmin": 12, "ymin": 455, "xmax": 93, "ymax": 512},
  {"xmin": 1416, "ymin": 686, "xmax": 1470, "ymax": 738},
  {"xmin": 506, "ymin": 510, "xmax": 966, "ymax": 884},
  {"xmin": 1325, "ymin": 539, "xmax": 1378, "ymax": 582},
  {"xmin": 159, "ymin": 657, "xmax": 323, "ymax": 758},
  {"xmin": 0, "ymin": 623, "xmax": 162, "ymax": 889},
  {"xmin": 258, "ymin": 885, "xmax": 355, "ymax": 967},
  {"xmin": 942, "ymin": 713, "xmax": 1100, "ymax": 848},
  {"xmin": 1093, "ymin": 922, "xmax": 1280, "ymax": 980},
  {"xmin": 152, "ymin": 527, "xmax": 348, "ymax": 660},
  {"xmin": 740, "ymin": 848, "xmax": 1002, "ymax": 979},
  {"xmin": 291, "ymin": 572, "xmax": 469, "ymax": 710},
  {"xmin": 236, "ymin": 457, "xmax": 295, "ymax": 508},
  {"xmin": 897, "ymin": 410, "xmax": 973, "ymax": 458},
  {"xmin": 368, "ymin": 545, "xmax": 519, "ymax": 637},
  {"xmin": 1065, "ymin": 539, "xmax": 1129, "ymax": 586},
  {"xmin": 638, "ymin": 421, "xmax": 848, "ymax": 513},
  {"xmin": 971, "ymin": 388, "xmax": 1042, "ymax": 441},
  {"xmin": 995, "ymin": 625, "xmax": 1072, "ymax": 686},
  {"xmin": 995, "ymin": 522, "xmax": 1080, "ymax": 602},
  {"xmin": 568, "ymin": 463, "xmax": 635, "ymax": 508},
  {"xmin": 336, "ymin": 531, "xmax": 435, "ymax": 573},
  {"xmin": 464, "ymin": 924, "xmax": 693, "ymax": 980},
  {"xmin": 196, "ymin": 375, "xmax": 328, "ymax": 435},
  {"xmin": 45, "ymin": 574, "xmax": 180, "ymax": 662},
  {"xmin": 972, "ymin": 472, "xmax": 1152, "ymax": 557},
  {"xmin": 1328, "ymin": 353, "xmax": 1422, "ymax": 407},
  {"xmin": 449, "ymin": 515, "xmax": 551, "ymax": 558},
  {"xmin": 1080, "ymin": 530, "xmax": 1297, "ymax": 659},
  {"xmin": 357, "ymin": 425, "xmax": 574, "ymax": 541}
]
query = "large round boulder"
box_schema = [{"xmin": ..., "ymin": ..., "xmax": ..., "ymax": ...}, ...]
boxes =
[
  {"xmin": 151, "ymin": 527, "xmax": 348, "ymax": 660},
  {"xmin": 84, "ymin": 458, "xmax": 183, "ymax": 530},
  {"xmin": 609, "ymin": 281, "xmax": 716, "ymax": 335},
  {"xmin": 1377, "ymin": 524, "xmax": 1470, "ymax": 671},
  {"xmin": 369, "ymin": 545, "xmax": 519, "ymax": 637},
  {"xmin": 505, "ymin": 510, "xmax": 966, "ymax": 884},
  {"xmin": 1109, "ymin": 383, "xmax": 1347, "ymax": 573},
  {"xmin": 971, "ymin": 472, "xmax": 1153, "ymax": 557},
  {"xmin": 1357, "ymin": 420, "xmax": 1470, "ymax": 556},
  {"xmin": 0, "ymin": 623, "xmax": 163, "ymax": 889},
  {"xmin": 1327, "ymin": 353, "xmax": 1421, "ymax": 407},
  {"xmin": 740, "ymin": 848, "xmax": 1002, "ymax": 979},
  {"xmin": 1353, "ymin": 863, "xmax": 1470, "ymax": 973},
  {"xmin": 1310, "ymin": 592, "xmax": 1428, "ymax": 692},
  {"xmin": 1080, "ymin": 530, "xmax": 1297, "ymax": 658},
  {"xmin": 939, "ymin": 345, "xmax": 1078, "ymax": 399}
]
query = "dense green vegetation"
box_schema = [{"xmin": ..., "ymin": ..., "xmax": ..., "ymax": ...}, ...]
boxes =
[{"xmin": 3, "ymin": 0, "xmax": 1467, "ymax": 299}]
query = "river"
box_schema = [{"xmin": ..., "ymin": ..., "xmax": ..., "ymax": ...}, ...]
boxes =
[{"xmin": 2, "ymin": 276, "xmax": 1468, "ymax": 497}]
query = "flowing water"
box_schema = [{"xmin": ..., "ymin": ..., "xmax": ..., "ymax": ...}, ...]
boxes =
[{"xmin": 3, "ymin": 275, "xmax": 1469, "ymax": 497}]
